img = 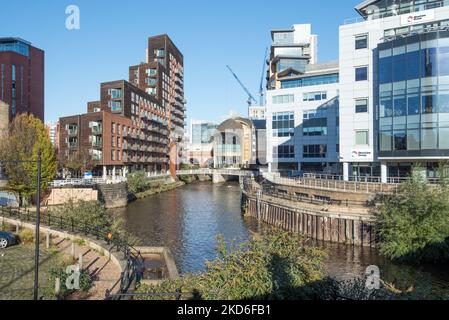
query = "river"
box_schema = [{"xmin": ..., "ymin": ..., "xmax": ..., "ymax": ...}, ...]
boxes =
[{"xmin": 110, "ymin": 181, "xmax": 449, "ymax": 295}]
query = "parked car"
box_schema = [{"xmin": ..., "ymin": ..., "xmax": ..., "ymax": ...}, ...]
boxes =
[{"xmin": 0, "ymin": 231, "xmax": 16, "ymax": 249}]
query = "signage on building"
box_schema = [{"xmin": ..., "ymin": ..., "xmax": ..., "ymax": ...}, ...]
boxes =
[
  {"xmin": 351, "ymin": 149, "xmax": 373, "ymax": 161},
  {"xmin": 401, "ymin": 10, "xmax": 435, "ymax": 26}
]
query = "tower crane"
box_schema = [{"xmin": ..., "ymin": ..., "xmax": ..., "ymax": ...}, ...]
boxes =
[
  {"xmin": 226, "ymin": 65, "xmax": 258, "ymax": 111},
  {"xmin": 259, "ymin": 48, "xmax": 268, "ymax": 107}
]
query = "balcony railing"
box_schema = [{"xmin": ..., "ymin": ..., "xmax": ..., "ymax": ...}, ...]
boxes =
[
  {"xmin": 92, "ymin": 127, "xmax": 102, "ymax": 135},
  {"xmin": 68, "ymin": 129, "xmax": 78, "ymax": 136}
]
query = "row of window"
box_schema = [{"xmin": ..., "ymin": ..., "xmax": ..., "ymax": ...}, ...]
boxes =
[
  {"xmin": 273, "ymin": 94, "xmax": 295, "ymax": 104},
  {"xmin": 303, "ymin": 91, "xmax": 327, "ymax": 102},
  {"xmin": 272, "ymin": 144, "xmax": 329, "ymax": 159},
  {"xmin": 281, "ymin": 74, "xmax": 339, "ymax": 89},
  {"xmin": 380, "ymin": 127, "xmax": 449, "ymax": 151}
]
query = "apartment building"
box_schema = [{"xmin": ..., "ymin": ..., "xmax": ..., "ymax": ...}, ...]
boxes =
[
  {"xmin": 266, "ymin": 25, "xmax": 340, "ymax": 174},
  {"xmin": 340, "ymin": 0, "xmax": 449, "ymax": 181},
  {"xmin": 59, "ymin": 35, "xmax": 183, "ymax": 178},
  {"xmin": 129, "ymin": 35, "xmax": 186, "ymax": 175},
  {"xmin": 0, "ymin": 37, "xmax": 44, "ymax": 122}
]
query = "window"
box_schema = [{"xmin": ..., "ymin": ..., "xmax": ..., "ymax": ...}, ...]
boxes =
[
  {"xmin": 355, "ymin": 34, "xmax": 368, "ymax": 50},
  {"xmin": 355, "ymin": 66, "xmax": 368, "ymax": 81},
  {"xmin": 303, "ymin": 145, "xmax": 327, "ymax": 158},
  {"xmin": 303, "ymin": 108, "xmax": 327, "ymax": 120},
  {"xmin": 108, "ymin": 88, "xmax": 122, "ymax": 99},
  {"xmin": 303, "ymin": 126, "xmax": 327, "ymax": 136},
  {"xmin": 303, "ymin": 91, "xmax": 327, "ymax": 102},
  {"xmin": 273, "ymin": 145, "xmax": 295, "ymax": 158},
  {"xmin": 394, "ymin": 131, "xmax": 407, "ymax": 150},
  {"xmin": 272, "ymin": 112, "xmax": 294, "ymax": 137},
  {"xmin": 109, "ymin": 101, "xmax": 122, "ymax": 112},
  {"xmin": 355, "ymin": 99, "xmax": 368, "ymax": 113},
  {"xmin": 281, "ymin": 74, "xmax": 339, "ymax": 89},
  {"xmin": 355, "ymin": 130, "xmax": 369, "ymax": 145},
  {"xmin": 272, "ymin": 94, "xmax": 294, "ymax": 104}
]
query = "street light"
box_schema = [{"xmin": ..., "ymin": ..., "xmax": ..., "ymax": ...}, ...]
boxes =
[{"xmin": 0, "ymin": 151, "xmax": 42, "ymax": 300}]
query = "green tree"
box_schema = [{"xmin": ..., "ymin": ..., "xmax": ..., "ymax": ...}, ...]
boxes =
[
  {"xmin": 376, "ymin": 165, "xmax": 449, "ymax": 263},
  {"xmin": 0, "ymin": 113, "xmax": 57, "ymax": 205}
]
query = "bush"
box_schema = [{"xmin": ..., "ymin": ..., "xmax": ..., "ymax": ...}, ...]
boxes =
[
  {"xmin": 136, "ymin": 230, "xmax": 327, "ymax": 300},
  {"xmin": 127, "ymin": 171, "xmax": 149, "ymax": 194},
  {"xmin": 376, "ymin": 165, "xmax": 449, "ymax": 263},
  {"xmin": 18, "ymin": 229, "xmax": 35, "ymax": 244},
  {"xmin": 48, "ymin": 267, "xmax": 93, "ymax": 300}
]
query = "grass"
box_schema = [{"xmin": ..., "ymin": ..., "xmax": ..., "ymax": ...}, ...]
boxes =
[{"xmin": 0, "ymin": 244, "xmax": 63, "ymax": 300}]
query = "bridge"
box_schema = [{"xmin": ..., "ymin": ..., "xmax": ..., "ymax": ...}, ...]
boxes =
[{"xmin": 175, "ymin": 168, "xmax": 258, "ymax": 183}]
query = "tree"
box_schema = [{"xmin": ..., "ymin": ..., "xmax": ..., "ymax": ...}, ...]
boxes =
[
  {"xmin": 62, "ymin": 149, "xmax": 97, "ymax": 177},
  {"xmin": 0, "ymin": 113, "xmax": 57, "ymax": 205},
  {"xmin": 376, "ymin": 165, "xmax": 449, "ymax": 263}
]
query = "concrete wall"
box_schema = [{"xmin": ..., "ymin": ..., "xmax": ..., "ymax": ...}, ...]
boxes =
[{"xmin": 45, "ymin": 188, "xmax": 98, "ymax": 206}]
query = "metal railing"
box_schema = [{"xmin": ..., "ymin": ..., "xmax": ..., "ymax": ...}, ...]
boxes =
[
  {"xmin": 0, "ymin": 205, "xmax": 143, "ymax": 300},
  {"xmin": 176, "ymin": 168, "xmax": 259, "ymax": 177}
]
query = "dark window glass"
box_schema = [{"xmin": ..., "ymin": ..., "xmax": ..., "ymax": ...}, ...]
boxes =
[
  {"xmin": 355, "ymin": 35, "xmax": 368, "ymax": 50},
  {"xmin": 355, "ymin": 99, "xmax": 368, "ymax": 113},
  {"xmin": 407, "ymin": 50, "xmax": 420, "ymax": 80},
  {"xmin": 422, "ymin": 93, "xmax": 437, "ymax": 114},
  {"xmin": 421, "ymin": 48, "xmax": 438, "ymax": 78},
  {"xmin": 355, "ymin": 67, "xmax": 368, "ymax": 81},
  {"xmin": 393, "ymin": 54, "xmax": 407, "ymax": 82},
  {"xmin": 407, "ymin": 94, "xmax": 420, "ymax": 115},
  {"xmin": 379, "ymin": 57, "xmax": 392, "ymax": 84},
  {"xmin": 394, "ymin": 131, "xmax": 407, "ymax": 150}
]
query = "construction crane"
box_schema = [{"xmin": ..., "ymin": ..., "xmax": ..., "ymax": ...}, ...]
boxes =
[
  {"xmin": 226, "ymin": 65, "xmax": 258, "ymax": 110},
  {"xmin": 259, "ymin": 48, "xmax": 268, "ymax": 107}
]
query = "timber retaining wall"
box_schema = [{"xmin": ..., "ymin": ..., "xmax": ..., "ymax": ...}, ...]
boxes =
[{"xmin": 244, "ymin": 194, "xmax": 377, "ymax": 248}]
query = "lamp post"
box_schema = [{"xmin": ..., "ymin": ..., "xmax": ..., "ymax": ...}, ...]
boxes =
[{"xmin": 33, "ymin": 151, "xmax": 42, "ymax": 300}]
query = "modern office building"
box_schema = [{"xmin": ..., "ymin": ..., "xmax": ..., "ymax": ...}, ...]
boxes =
[
  {"xmin": 339, "ymin": 0, "xmax": 449, "ymax": 181},
  {"xmin": 129, "ymin": 35, "xmax": 186, "ymax": 175},
  {"xmin": 0, "ymin": 37, "xmax": 44, "ymax": 122},
  {"xmin": 185, "ymin": 120, "xmax": 217, "ymax": 167},
  {"xmin": 213, "ymin": 116, "xmax": 266, "ymax": 168},
  {"xmin": 267, "ymin": 24, "xmax": 318, "ymax": 90},
  {"xmin": 58, "ymin": 35, "xmax": 183, "ymax": 178},
  {"xmin": 249, "ymin": 106, "xmax": 267, "ymax": 120},
  {"xmin": 266, "ymin": 24, "xmax": 340, "ymax": 174}
]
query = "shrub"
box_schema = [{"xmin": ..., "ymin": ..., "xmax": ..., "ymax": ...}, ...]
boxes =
[
  {"xmin": 18, "ymin": 229, "xmax": 35, "ymax": 244},
  {"xmin": 127, "ymin": 171, "xmax": 149, "ymax": 194},
  {"xmin": 376, "ymin": 165, "xmax": 449, "ymax": 263},
  {"xmin": 136, "ymin": 230, "xmax": 327, "ymax": 300}
]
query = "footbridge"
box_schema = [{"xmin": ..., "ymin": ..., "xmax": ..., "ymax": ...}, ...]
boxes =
[{"xmin": 175, "ymin": 168, "xmax": 259, "ymax": 183}]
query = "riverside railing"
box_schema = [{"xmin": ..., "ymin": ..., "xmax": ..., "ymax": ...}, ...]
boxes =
[
  {"xmin": 262, "ymin": 172, "xmax": 398, "ymax": 194},
  {"xmin": 0, "ymin": 205, "xmax": 143, "ymax": 300}
]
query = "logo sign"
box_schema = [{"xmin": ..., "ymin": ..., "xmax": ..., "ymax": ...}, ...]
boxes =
[
  {"xmin": 351, "ymin": 149, "xmax": 373, "ymax": 160},
  {"xmin": 84, "ymin": 171, "xmax": 93, "ymax": 180},
  {"xmin": 401, "ymin": 9, "xmax": 435, "ymax": 26}
]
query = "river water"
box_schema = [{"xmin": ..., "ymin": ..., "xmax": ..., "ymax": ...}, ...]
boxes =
[{"xmin": 110, "ymin": 181, "xmax": 449, "ymax": 295}]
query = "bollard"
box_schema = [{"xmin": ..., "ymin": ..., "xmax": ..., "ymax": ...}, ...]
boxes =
[
  {"xmin": 71, "ymin": 242, "xmax": 75, "ymax": 258},
  {"xmin": 55, "ymin": 278, "xmax": 61, "ymax": 296},
  {"xmin": 46, "ymin": 232, "xmax": 50, "ymax": 249},
  {"xmin": 79, "ymin": 253, "xmax": 83, "ymax": 269}
]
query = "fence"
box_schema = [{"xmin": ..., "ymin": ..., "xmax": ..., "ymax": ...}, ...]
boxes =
[{"xmin": 0, "ymin": 205, "xmax": 143, "ymax": 300}]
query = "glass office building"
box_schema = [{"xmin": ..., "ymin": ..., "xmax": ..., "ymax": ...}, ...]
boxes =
[{"xmin": 378, "ymin": 30, "xmax": 449, "ymax": 160}]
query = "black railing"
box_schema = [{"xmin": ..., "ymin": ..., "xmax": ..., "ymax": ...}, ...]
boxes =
[{"xmin": 0, "ymin": 205, "xmax": 143, "ymax": 300}]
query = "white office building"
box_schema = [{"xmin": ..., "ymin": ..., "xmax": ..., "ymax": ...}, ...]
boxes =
[
  {"xmin": 340, "ymin": 0, "xmax": 449, "ymax": 182},
  {"xmin": 266, "ymin": 24, "xmax": 340, "ymax": 174},
  {"xmin": 266, "ymin": 1, "xmax": 449, "ymax": 180}
]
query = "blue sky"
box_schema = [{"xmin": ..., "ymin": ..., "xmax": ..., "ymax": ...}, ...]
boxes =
[{"xmin": 0, "ymin": 0, "xmax": 362, "ymax": 124}]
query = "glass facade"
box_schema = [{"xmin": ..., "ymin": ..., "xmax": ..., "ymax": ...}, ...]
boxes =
[
  {"xmin": 191, "ymin": 123, "xmax": 218, "ymax": 144},
  {"xmin": 277, "ymin": 58, "xmax": 308, "ymax": 73},
  {"xmin": 0, "ymin": 39, "xmax": 29, "ymax": 57},
  {"xmin": 378, "ymin": 31, "xmax": 449, "ymax": 157},
  {"xmin": 272, "ymin": 112, "xmax": 295, "ymax": 137},
  {"xmin": 361, "ymin": 0, "xmax": 447, "ymax": 21},
  {"xmin": 281, "ymin": 74, "xmax": 339, "ymax": 89}
]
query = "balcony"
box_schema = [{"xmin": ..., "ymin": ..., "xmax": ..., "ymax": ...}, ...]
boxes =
[
  {"xmin": 91, "ymin": 141, "xmax": 102, "ymax": 149},
  {"xmin": 68, "ymin": 142, "xmax": 78, "ymax": 149},
  {"xmin": 68, "ymin": 129, "xmax": 78, "ymax": 136},
  {"xmin": 92, "ymin": 126, "xmax": 102, "ymax": 135}
]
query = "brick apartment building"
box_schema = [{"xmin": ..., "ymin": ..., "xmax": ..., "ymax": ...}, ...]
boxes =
[
  {"xmin": 59, "ymin": 35, "xmax": 185, "ymax": 178},
  {"xmin": 0, "ymin": 37, "xmax": 45, "ymax": 123}
]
